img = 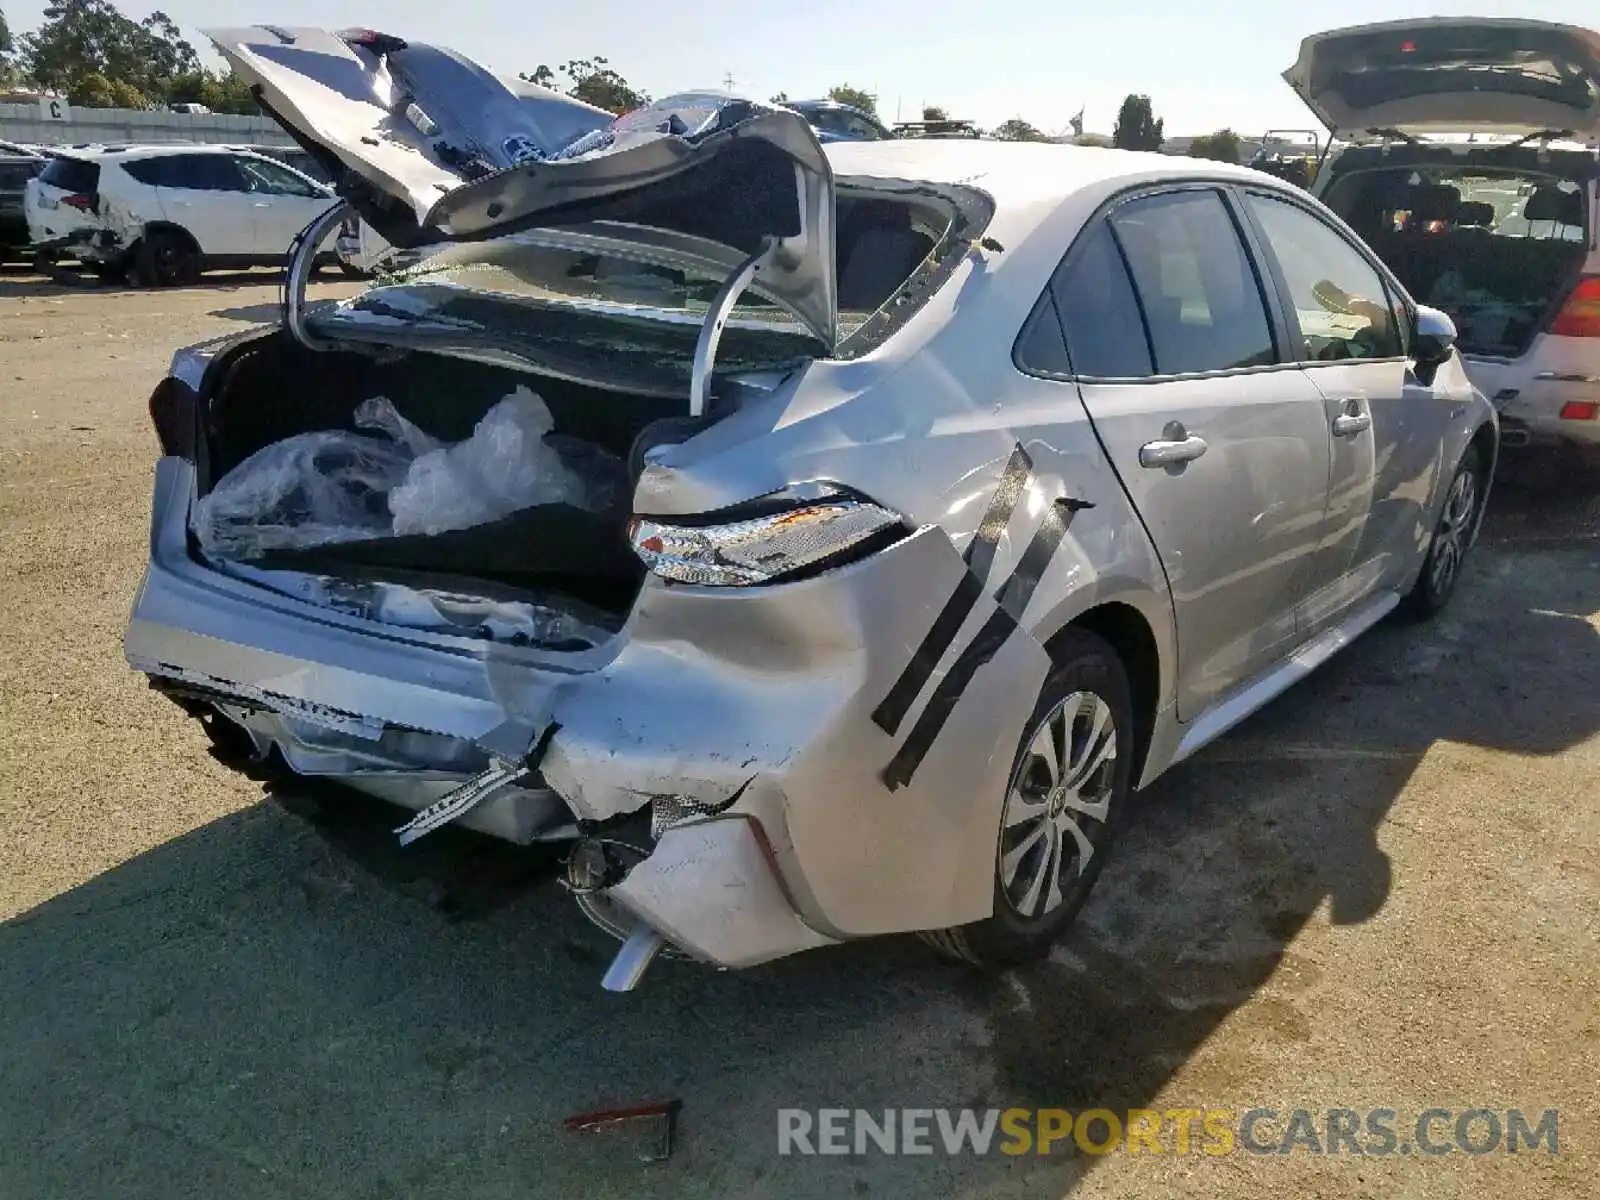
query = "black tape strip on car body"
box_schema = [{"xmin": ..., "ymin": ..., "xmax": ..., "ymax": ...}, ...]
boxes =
[
  {"xmin": 880, "ymin": 607, "xmax": 1019, "ymax": 790},
  {"xmin": 871, "ymin": 444, "xmax": 1033, "ymax": 737},
  {"xmin": 880, "ymin": 481, "xmax": 1083, "ymax": 790}
]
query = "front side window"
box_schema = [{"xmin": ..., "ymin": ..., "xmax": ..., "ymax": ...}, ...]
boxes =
[
  {"xmin": 1245, "ymin": 192, "xmax": 1403, "ymax": 361},
  {"xmin": 238, "ymin": 157, "xmax": 323, "ymax": 197},
  {"xmin": 1108, "ymin": 190, "xmax": 1277, "ymax": 375}
]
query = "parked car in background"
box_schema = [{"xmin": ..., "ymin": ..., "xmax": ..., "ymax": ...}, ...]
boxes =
[
  {"xmin": 126, "ymin": 25, "xmax": 1497, "ymax": 993},
  {"xmin": 0, "ymin": 149, "xmax": 47, "ymax": 261},
  {"xmin": 781, "ymin": 99, "xmax": 894, "ymax": 142},
  {"xmin": 25, "ymin": 144, "xmax": 341, "ymax": 284},
  {"xmin": 1287, "ymin": 17, "xmax": 1600, "ymax": 455},
  {"xmin": 894, "ymin": 118, "xmax": 983, "ymax": 139}
]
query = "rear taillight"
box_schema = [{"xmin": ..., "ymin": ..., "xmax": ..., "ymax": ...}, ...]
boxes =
[
  {"xmin": 1550, "ymin": 277, "xmax": 1600, "ymax": 338},
  {"xmin": 1559, "ymin": 402, "xmax": 1599, "ymax": 421},
  {"xmin": 61, "ymin": 193, "xmax": 93, "ymax": 212}
]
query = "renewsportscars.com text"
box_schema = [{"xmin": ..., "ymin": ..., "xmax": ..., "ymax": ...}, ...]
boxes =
[{"xmin": 777, "ymin": 1107, "xmax": 1559, "ymax": 1157}]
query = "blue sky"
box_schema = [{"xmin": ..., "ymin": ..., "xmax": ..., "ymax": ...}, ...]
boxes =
[{"xmin": 6, "ymin": 0, "xmax": 1596, "ymax": 135}]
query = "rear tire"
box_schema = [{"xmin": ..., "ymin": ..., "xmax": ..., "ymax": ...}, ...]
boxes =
[
  {"xmin": 1403, "ymin": 445, "xmax": 1483, "ymax": 620},
  {"xmin": 919, "ymin": 628, "xmax": 1135, "ymax": 968},
  {"xmin": 136, "ymin": 229, "xmax": 201, "ymax": 288}
]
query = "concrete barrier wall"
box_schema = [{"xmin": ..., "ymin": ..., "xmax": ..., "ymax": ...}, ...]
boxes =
[{"xmin": 0, "ymin": 102, "xmax": 293, "ymax": 148}]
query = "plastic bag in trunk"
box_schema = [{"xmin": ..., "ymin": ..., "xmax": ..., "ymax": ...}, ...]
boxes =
[{"xmin": 194, "ymin": 388, "xmax": 621, "ymax": 560}]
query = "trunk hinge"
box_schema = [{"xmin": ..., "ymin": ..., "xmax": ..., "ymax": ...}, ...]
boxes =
[
  {"xmin": 283, "ymin": 200, "xmax": 356, "ymax": 352},
  {"xmin": 688, "ymin": 237, "xmax": 780, "ymax": 418}
]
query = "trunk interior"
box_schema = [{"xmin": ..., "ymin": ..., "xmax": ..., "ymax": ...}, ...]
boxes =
[
  {"xmin": 199, "ymin": 333, "xmax": 694, "ymax": 629},
  {"xmin": 1321, "ymin": 155, "xmax": 1593, "ymax": 357}
]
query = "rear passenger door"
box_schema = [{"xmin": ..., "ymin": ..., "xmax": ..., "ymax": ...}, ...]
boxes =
[
  {"xmin": 1049, "ymin": 187, "xmax": 1333, "ymax": 721},
  {"xmin": 147, "ymin": 154, "xmax": 253, "ymax": 256},
  {"xmin": 1239, "ymin": 189, "xmax": 1454, "ymax": 628}
]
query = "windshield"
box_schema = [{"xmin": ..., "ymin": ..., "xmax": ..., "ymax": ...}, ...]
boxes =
[{"xmin": 1323, "ymin": 161, "xmax": 1593, "ymax": 355}]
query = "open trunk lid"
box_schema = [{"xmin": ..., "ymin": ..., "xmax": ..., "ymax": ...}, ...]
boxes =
[
  {"xmin": 1284, "ymin": 18, "xmax": 1600, "ymax": 143},
  {"xmin": 204, "ymin": 25, "xmax": 838, "ymax": 347}
]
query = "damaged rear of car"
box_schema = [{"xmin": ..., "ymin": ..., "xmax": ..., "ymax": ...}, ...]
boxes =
[
  {"xmin": 128, "ymin": 26, "xmax": 1034, "ymax": 989},
  {"xmin": 1287, "ymin": 17, "xmax": 1600, "ymax": 450}
]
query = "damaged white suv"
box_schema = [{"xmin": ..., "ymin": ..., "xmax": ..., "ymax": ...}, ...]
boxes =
[{"xmin": 126, "ymin": 27, "xmax": 1497, "ymax": 990}]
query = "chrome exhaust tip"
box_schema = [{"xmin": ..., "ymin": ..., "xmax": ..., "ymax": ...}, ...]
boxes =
[{"xmin": 602, "ymin": 924, "xmax": 667, "ymax": 992}]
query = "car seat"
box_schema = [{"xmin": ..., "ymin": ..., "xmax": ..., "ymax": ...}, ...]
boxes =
[{"xmin": 1522, "ymin": 185, "xmax": 1584, "ymax": 230}]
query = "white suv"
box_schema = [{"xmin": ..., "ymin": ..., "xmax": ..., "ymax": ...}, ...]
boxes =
[
  {"xmin": 1286, "ymin": 18, "xmax": 1600, "ymax": 456},
  {"xmin": 25, "ymin": 144, "xmax": 341, "ymax": 285}
]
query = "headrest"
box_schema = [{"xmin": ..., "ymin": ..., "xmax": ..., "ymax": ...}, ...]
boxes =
[
  {"xmin": 1404, "ymin": 183, "xmax": 1461, "ymax": 223},
  {"xmin": 1523, "ymin": 186, "xmax": 1583, "ymax": 226},
  {"xmin": 1455, "ymin": 201, "xmax": 1495, "ymax": 228}
]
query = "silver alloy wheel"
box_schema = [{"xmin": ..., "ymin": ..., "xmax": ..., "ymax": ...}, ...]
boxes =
[
  {"xmin": 1429, "ymin": 467, "xmax": 1478, "ymax": 596},
  {"xmin": 998, "ymin": 691, "xmax": 1118, "ymax": 920}
]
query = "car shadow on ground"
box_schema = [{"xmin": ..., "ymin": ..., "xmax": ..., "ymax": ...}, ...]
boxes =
[{"xmin": 0, "ymin": 485, "xmax": 1595, "ymax": 1199}]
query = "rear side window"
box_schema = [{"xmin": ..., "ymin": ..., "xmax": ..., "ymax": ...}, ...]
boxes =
[
  {"xmin": 160, "ymin": 155, "xmax": 248, "ymax": 191},
  {"xmin": 1244, "ymin": 192, "xmax": 1404, "ymax": 361},
  {"xmin": 1050, "ymin": 221, "xmax": 1154, "ymax": 377},
  {"xmin": 1109, "ymin": 190, "xmax": 1278, "ymax": 375},
  {"xmin": 39, "ymin": 157, "xmax": 99, "ymax": 194},
  {"xmin": 120, "ymin": 158, "xmax": 172, "ymax": 186}
]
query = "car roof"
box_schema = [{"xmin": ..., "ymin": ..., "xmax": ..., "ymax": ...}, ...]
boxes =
[
  {"xmin": 824, "ymin": 138, "xmax": 1272, "ymax": 203},
  {"xmin": 823, "ymin": 139, "xmax": 1303, "ymax": 262},
  {"xmin": 55, "ymin": 143, "xmax": 261, "ymax": 161}
]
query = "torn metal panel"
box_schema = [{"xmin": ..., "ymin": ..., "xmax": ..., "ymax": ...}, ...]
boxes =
[
  {"xmin": 205, "ymin": 26, "xmax": 839, "ymax": 346},
  {"xmin": 608, "ymin": 816, "xmax": 836, "ymax": 969},
  {"xmin": 539, "ymin": 523, "xmax": 1049, "ymax": 938},
  {"xmin": 394, "ymin": 761, "xmax": 532, "ymax": 845}
]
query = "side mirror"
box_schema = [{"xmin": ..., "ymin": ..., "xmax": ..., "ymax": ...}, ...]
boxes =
[{"xmin": 1413, "ymin": 304, "xmax": 1457, "ymax": 379}]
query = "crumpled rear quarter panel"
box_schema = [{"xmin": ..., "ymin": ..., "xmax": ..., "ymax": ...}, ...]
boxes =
[{"xmin": 541, "ymin": 524, "xmax": 1051, "ymax": 939}]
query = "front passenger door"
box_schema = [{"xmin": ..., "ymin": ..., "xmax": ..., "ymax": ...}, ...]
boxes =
[
  {"xmin": 235, "ymin": 156, "xmax": 337, "ymax": 260},
  {"xmin": 1240, "ymin": 190, "xmax": 1455, "ymax": 631},
  {"xmin": 1056, "ymin": 189, "xmax": 1333, "ymax": 721}
]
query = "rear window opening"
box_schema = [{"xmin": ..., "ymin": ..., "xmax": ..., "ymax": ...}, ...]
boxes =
[
  {"xmin": 39, "ymin": 156, "xmax": 100, "ymax": 196},
  {"xmin": 311, "ymin": 184, "xmax": 984, "ymax": 383},
  {"xmin": 1322, "ymin": 162, "xmax": 1593, "ymax": 356}
]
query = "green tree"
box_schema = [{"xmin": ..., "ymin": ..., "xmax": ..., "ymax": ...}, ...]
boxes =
[
  {"xmin": 993, "ymin": 117, "xmax": 1048, "ymax": 142},
  {"xmin": 0, "ymin": 6, "xmax": 16, "ymax": 86},
  {"xmin": 520, "ymin": 64, "xmax": 557, "ymax": 90},
  {"xmin": 560, "ymin": 57, "xmax": 647, "ymax": 114},
  {"xmin": 921, "ymin": 104, "xmax": 947, "ymax": 122},
  {"xmin": 769, "ymin": 90, "xmax": 789, "ymax": 104},
  {"xmin": 826, "ymin": 84, "xmax": 876, "ymax": 116},
  {"xmin": 520, "ymin": 57, "xmax": 647, "ymax": 114},
  {"xmin": 1187, "ymin": 128, "xmax": 1241, "ymax": 164},
  {"xmin": 1112, "ymin": 93, "xmax": 1163, "ymax": 151},
  {"xmin": 21, "ymin": 0, "xmax": 199, "ymax": 103},
  {"xmin": 67, "ymin": 68, "xmax": 116, "ymax": 106},
  {"xmin": 204, "ymin": 69, "xmax": 257, "ymax": 115}
]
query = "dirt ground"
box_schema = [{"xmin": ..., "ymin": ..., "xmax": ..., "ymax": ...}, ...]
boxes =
[{"xmin": 1, "ymin": 266, "xmax": 1596, "ymax": 1200}]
